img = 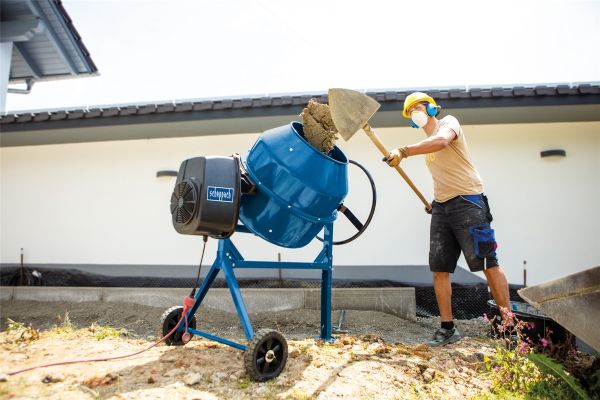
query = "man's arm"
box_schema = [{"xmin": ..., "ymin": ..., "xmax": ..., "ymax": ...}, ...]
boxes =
[{"xmin": 405, "ymin": 126, "xmax": 457, "ymax": 156}]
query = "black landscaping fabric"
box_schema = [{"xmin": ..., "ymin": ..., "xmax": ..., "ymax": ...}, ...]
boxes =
[{"xmin": 0, "ymin": 266, "xmax": 525, "ymax": 319}]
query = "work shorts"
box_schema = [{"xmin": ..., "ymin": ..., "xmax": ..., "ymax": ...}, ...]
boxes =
[{"xmin": 429, "ymin": 194, "xmax": 499, "ymax": 273}]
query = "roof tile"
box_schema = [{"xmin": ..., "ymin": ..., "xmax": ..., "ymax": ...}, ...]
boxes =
[
  {"xmin": 259, "ymin": 97, "xmax": 272, "ymax": 107},
  {"xmin": 372, "ymin": 93, "xmax": 386, "ymax": 101},
  {"xmin": 435, "ymin": 91, "xmax": 449, "ymax": 100},
  {"xmin": 491, "ymin": 88, "xmax": 513, "ymax": 97},
  {"xmin": 578, "ymin": 84, "xmax": 600, "ymax": 94},
  {"xmin": 156, "ymin": 104, "xmax": 174, "ymax": 113},
  {"xmin": 232, "ymin": 99, "xmax": 252, "ymax": 109},
  {"xmin": 513, "ymin": 87, "xmax": 535, "ymax": 96},
  {"xmin": 67, "ymin": 110, "xmax": 85, "ymax": 119},
  {"xmin": 535, "ymin": 86, "xmax": 557, "ymax": 96},
  {"xmin": 395, "ymin": 92, "xmax": 409, "ymax": 101},
  {"xmin": 101, "ymin": 107, "xmax": 120, "ymax": 117},
  {"xmin": 174, "ymin": 102, "xmax": 193, "ymax": 112},
  {"xmin": 384, "ymin": 92, "xmax": 398, "ymax": 101},
  {"xmin": 33, "ymin": 112, "xmax": 51, "ymax": 122},
  {"xmin": 0, "ymin": 115, "xmax": 17, "ymax": 124},
  {"xmin": 17, "ymin": 114, "xmax": 34, "ymax": 122},
  {"xmin": 137, "ymin": 105, "xmax": 157, "ymax": 114},
  {"xmin": 468, "ymin": 88, "xmax": 484, "ymax": 98},
  {"xmin": 50, "ymin": 111, "xmax": 68, "ymax": 120},
  {"xmin": 556, "ymin": 85, "xmax": 579, "ymax": 95},
  {"xmin": 212, "ymin": 101, "xmax": 232, "ymax": 110},
  {"xmin": 119, "ymin": 106, "xmax": 139, "ymax": 116},
  {"xmin": 422, "ymin": 90, "xmax": 439, "ymax": 99},
  {"xmin": 453, "ymin": 89, "xmax": 471, "ymax": 98},
  {"xmin": 84, "ymin": 109, "xmax": 102, "ymax": 118},
  {"xmin": 193, "ymin": 101, "xmax": 213, "ymax": 111}
]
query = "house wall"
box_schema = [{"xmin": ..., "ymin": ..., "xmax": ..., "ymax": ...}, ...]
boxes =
[{"xmin": 1, "ymin": 120, "xmax": 598, "ymax": 285}]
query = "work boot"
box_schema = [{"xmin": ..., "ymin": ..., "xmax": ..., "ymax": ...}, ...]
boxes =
[{"xmin": 427, "ymin": 327, "xmax": 462, "ymax": 347}]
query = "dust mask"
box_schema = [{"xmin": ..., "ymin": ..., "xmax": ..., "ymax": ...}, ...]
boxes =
[{"xmin": 411, "ymin": 111, "xmax": 429, "ymax": 128}]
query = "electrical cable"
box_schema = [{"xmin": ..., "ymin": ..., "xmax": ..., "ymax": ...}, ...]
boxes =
[
  {"xmin": 190, "ymin": 235, "xmax": 208, "ymax": 296},
  {"xmin": 6, "ymin": 297, "xmax": 194, "ymax": 377},
  {"xmin": 7, "ymin": 235, "xmax": 212, "ymax": 376}
]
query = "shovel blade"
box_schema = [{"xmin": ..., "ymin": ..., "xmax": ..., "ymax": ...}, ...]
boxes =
[{"xmin": 328, "ymin": 88, "xmax": 381, "ymax": 141}]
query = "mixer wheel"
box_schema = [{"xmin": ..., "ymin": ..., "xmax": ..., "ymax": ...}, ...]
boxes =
[
  {"xmin": 160, "ymin": 306, "xmax": 196, "ymax": 346},
  {"xmin": 244, "ymin": 329, "xmax": 288, "ymax": 381}
]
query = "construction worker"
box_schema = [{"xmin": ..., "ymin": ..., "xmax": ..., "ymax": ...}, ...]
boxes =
[{"xmin": 384, "ymin": 92, "xmax": 511, "ymax": 347}]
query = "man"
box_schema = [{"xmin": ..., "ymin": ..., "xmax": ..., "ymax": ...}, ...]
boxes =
[{"xmin": 384, "ymin": 92, "xmax": 511, "ymax": 347}]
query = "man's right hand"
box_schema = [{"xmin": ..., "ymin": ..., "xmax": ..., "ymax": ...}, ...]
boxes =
[{"xmin": 383, "ymin": 149, "xmax": 401, "ymax": 167}]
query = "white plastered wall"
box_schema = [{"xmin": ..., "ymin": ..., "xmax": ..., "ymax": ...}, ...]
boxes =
[{"xmin": 1, "ymin": 121, "xmax": 598, "ymax": 285}]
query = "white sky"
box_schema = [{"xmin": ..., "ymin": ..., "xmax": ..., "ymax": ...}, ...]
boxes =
[{"xmin": 5, "ymin": 0, "xmax": 600, "ymax": 112}]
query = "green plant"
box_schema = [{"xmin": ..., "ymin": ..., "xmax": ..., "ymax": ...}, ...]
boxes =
[
  {"xmin": 528, "ymin": 353, "xmax": 590, "ymax": 400},
  {"xmin": 481, "ymin": 307, "xmax": 593, "ymax": 399},
  {"xmin": 5, "ymin": 318, "xmax": 39, "ymax": 342},
  {"xmin": 88, "ymin": 323, "xmax": 128, "ymax": 340},
  {"xmin": 484, "ymin": 344, "xmax": 542, "ymax": 394}
]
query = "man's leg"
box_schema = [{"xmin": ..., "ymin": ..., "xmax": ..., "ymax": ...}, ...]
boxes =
[
  {"xmin": 433, "ymin": 272, "xmax": 453, "ymax": 322},
  {"xmin": 428, "ymin": 199, "xmax": 462, "ymax": 346},
  {"xmin": 484, "ymin": 266, "xmax": 511, "ymax": 319}
]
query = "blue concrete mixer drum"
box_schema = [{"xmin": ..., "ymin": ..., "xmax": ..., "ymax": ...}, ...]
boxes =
[{"xmin": 239, "ymin": 122, "xmax": 349, "ymax": 248}]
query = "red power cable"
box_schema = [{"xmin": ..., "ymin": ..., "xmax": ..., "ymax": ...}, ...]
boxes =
[{"xmin": 6, "ymin": 296, "xmax": 196, "ymax": 377}]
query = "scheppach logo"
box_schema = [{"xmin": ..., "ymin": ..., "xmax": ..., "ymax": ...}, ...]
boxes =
[{"xmin": 207, "ymin": 186, "xmax": 234, "ymax": 203}]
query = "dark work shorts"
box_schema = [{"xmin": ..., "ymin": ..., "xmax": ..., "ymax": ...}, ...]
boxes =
[{"xmin": 429, "ymin": 194, "xmax": 499, "ymax": 273}]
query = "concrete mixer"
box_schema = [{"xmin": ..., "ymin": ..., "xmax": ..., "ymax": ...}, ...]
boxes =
[{"xmin": 162, "ymin": 121, "xmax": 376, "ymax": 381}]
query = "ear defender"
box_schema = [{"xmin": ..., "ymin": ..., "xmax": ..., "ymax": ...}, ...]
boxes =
[{"xmin": 426, "ymin": 103, "xmax": 441, "ymax": 117}]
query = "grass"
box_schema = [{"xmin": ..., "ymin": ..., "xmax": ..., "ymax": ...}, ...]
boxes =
[
  {"xmin": 4, "ymin": 313, "xmax": 128, "ymax": 341},
  {"xmin": 87, "ymin": 322, "xmax": 128, "ymax": 340},
  {"xmin": 4, "ymin": 318, "xmax": 39, "ymax": 342}
]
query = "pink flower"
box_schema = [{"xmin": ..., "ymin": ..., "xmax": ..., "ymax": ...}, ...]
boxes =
[
  {"xmin": 518, "ymin": 342, "xmax": 529, "ymax": 354},
  {"xmin": 540, "ymin": 338, "xmax": 549, "ymax": 347}
]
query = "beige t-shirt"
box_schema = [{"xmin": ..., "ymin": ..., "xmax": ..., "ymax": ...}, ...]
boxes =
[{"xmin": 425, "ymin": 115, "xmax": 484, "ymax": 202}]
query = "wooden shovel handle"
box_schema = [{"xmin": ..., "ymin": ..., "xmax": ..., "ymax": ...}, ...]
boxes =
[{"xmin": 362, "ymin": 123, "xmax": 432, "ymax": 211}]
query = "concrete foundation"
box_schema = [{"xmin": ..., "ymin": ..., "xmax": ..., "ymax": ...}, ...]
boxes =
[{"xmin": 2, "ymin": 287, "xmax": 416, "ymax": 320}]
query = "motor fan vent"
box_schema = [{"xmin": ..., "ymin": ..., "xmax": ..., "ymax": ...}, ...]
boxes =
[{"xmin": 170, "ymin": 181, "xmax": 198, "ymax": 225}]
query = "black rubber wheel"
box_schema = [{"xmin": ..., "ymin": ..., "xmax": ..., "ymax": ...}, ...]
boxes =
[
  {"xmin": 244, "ymin": 329, "xmax": 288, "ymax": 381},
  {"xmin": 160, "ymin": 305, "xmax": 196, "ymax": 346}
]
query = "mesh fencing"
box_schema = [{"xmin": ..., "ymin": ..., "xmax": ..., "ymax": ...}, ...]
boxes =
[{"xmin": 1, "ymin": 266, "xmax": 525, "ymax": 319}]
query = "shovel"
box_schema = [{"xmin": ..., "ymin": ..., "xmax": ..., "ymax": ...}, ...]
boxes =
[{"xmin": 328, "ymin": 88, "xmax": 432, "ymax": 212}]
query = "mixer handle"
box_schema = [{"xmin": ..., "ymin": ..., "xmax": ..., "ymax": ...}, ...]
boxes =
[
  {"xmin": 338, "ymin": 204, "xmax": 363, "ymax": 231},
  {"xmin": 316, "ymin": 159, "xmax": 377, "ymax": 245}
]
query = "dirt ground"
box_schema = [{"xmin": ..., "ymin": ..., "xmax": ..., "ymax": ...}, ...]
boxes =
[{"xmin": 0, "ymin": 300, "xmax": 497, "ymax": 399}]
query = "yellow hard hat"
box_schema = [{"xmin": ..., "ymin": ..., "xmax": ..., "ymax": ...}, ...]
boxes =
[{"xmin": 402, "ymin": 92, "xmax": 438, "ymax": 118}]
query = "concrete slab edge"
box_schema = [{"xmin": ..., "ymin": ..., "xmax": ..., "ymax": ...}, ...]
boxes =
[{"xmin": 5, "ymin": 287, "xmax": 416, "ymax": 320}]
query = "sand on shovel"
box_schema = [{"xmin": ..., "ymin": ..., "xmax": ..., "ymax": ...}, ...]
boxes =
[{"xmin": 300, "ymin": 99, "xmax": 339, "ymax": 153}]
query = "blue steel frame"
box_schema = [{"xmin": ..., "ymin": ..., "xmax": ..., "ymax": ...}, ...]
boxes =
[{"xmin": 179, "ymin": 223, "xmax": 335, "ymax": 351}]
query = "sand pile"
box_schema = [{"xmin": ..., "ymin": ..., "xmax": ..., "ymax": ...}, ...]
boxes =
[{"xmin": 300, "ymin": 99, "xmax": 339, "ymax": 153}]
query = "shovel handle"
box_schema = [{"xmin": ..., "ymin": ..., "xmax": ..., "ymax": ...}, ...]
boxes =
[{"xmin": 362, "ymin": 123, "xmax": 432, "ymax": 211}]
